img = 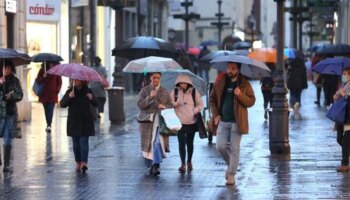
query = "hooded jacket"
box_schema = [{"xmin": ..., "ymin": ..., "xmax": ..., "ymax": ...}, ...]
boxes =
[{"xmin": 170, "ymin": 75, "xmax": 204, "ymax": 125}]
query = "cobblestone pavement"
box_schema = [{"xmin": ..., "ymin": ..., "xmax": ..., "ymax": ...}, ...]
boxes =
[{"xmin": 0, "ymin": 81, "xmax": 349, "ymax": 200}]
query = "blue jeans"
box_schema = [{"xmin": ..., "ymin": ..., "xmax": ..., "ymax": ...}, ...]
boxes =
[
  {"xmin": 43, "ymin": 103, "xmax": 55, "ymax": 126},
  {"xmin": 216, "ymin": 121, "xmax": 242, "ymax": 176},
  {"xmin": 72, "ymin": 137, "xmax": 89, "ymax": 163},
  {"xmin": 2, "ymin": 119, "xmax": 12, "ymax": 145},
  {"xmin": 152, "ymin": 128, "xmax": 163, "ymax": 165}
]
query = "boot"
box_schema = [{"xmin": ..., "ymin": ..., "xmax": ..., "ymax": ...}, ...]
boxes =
[{"xmin": 3, "ymin": 145, "xmax": 11, "ymax": 172}]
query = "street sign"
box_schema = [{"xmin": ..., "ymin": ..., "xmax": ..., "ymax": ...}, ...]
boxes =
[{"xmin": 5, "ymin": 0, "xmax": 17, "ymax": 13}]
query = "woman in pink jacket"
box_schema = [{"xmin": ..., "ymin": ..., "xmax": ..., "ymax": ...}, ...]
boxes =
[{"xmin": 170, "ymin": 75, "xmax": 203, "ymax": 173}]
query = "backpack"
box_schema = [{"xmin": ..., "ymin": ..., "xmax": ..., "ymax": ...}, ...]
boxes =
[{"xmin": 174, "ymin": 87, "xmax": 196, "ymax": 106}]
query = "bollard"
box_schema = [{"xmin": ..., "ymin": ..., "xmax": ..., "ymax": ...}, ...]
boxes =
[{"xmin": 107, "ymin": 87, "xmax": 125, "ymax": 124}]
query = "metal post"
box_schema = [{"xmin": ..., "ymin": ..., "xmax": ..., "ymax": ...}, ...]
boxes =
[
  {"xmin": 90, "ymin": 0, "xmax": 96, "ymax": 66},
  {"xmin": 185, "ymin": 0, "xmax": 189, "ymax": 51},
  {"xmin": 292, "ymin": 0, "xmax": 298, "ymax": 49},
  {"xmin": 269, "ymin": 0, "xmax": 290, "ymax": 155},
  {"xmin": 218, "ymin": 0, "xmax": 222, "ymax": 44}
]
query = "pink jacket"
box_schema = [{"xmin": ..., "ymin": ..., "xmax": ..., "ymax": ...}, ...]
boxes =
[{"xmin": 170, "ymin": 75, "xmax": 204, "ymax": 125}]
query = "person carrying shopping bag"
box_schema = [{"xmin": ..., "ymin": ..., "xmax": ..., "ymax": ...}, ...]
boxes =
[{"xmin": 170, "ymin": 74, "xmax": 204, "ymax": 173}]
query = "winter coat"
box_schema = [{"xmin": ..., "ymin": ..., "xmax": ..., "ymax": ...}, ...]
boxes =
[
  {"xmin": 35, "ymin": 68, "xmax": 62, "ymax": 103},
  {"xmin": 0, "ymin": 74, "xmax": 23, "ymax": 138},
  {"xmin": 170, "ymin": 75, "xmax": 204, "ymax": 125},
  {"xmin": 137, "ymin": 85, "xmax": 173, "ymax": 153},
  {"xmin": 287, "ymin": 58, "xmax": 308, "ymax": 90},
  {"xmin": 209, "ymin": 74, "xmax": 255, "ymax": 134},
  {"xmin": 90, "ymin": 65, "xmax": 107, "ymax": 98},
  {"xmin": 60, "ymin": 85, "xmax": 98, "ymax": 137}
]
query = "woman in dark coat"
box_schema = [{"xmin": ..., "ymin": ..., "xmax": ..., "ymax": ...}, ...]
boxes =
[
  {"xmin": 287, "ymin": 58, "xmax": 308, "ymax": 108},
  {"xmin": 60, "ymin": 79, "xmax": 98, "ymax": 172},
  {"xmin": 35, "ymin": 61, "xmax": 62, "ymax": 132},
  {"xmin": 0, "ymin": 60, "xmax": 23, "ymax": 172}
]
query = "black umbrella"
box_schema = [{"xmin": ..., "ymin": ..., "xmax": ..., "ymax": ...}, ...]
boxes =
[
  {"xmin": 232, "ymin": 41, "xmax": 252, "ymax": 50},
  {"xmin": 0, "ymin": 48, "xmax": 31, "ymax": 66},
  {"xmin": 200, "ymin": 50, "xmax": 238, "ymax": 62},
  {"xmin": 315, "ymin": 44, "xmax": 350, "ymax": 55},
  {"xmin": 112, "ymin": 36, "xmax": 178, "ymax": 60},
  {"xmin": 32, "ymin": 53, "xmax": 63, "ymax": 62}
]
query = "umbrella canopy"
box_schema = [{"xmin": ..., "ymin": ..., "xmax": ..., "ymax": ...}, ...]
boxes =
[
  {"xmin": 315, "ymin": 44, "xmax": 350, "ymax": 56},
  {"xmin": 122, "ymin": 56, "xmax": 182, "ymax": 73},
  {"xmin": 31, "ymin": 53, "xmax": 63, "ymax": 62},
  {"xmin": 233, "ymin": 41, "xmax": 252, "ymax": 50},
  {"xmin": 112, "ymin": 36, "xmax": 177, "ymax": 60},
  {"xmin": 200, "ymin": 50, "xmax": 238, "ymax": 62},
  {"xmin": 313, "ymin": 57, "xmax": 350, "ymax": 76},
  {"xmin": 284, "ymin": 48, "xmax": 304, "ymax": 59},
  {"xmin": 161, "ymin": 70, "xmax": 207, "ymax": 96},
  {"xmin": 307, "ymin": 43, "xmax": 331, "ymax": 52},
  {"xmin": 0, "ymin": 48, "xmax": 31, "ymax": 66},
  {"xmin": 200, "ymin": 40, "xmax": 219, "ymax": 47},
  {"xmin": 210, "ymin": 55, "xmax": 271, "ymax": 78},
  {"xmin": 47, "ymin": 63, "xmax": 103, "ymax": 82},
  {"xmin": 248, "ymin": 48, "xmax": 286, "ymax": 63}
]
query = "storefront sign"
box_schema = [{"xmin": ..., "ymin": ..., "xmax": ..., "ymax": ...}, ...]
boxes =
[
  {"xmin": 71, "ymin": 0, "xmax": 89, "ymax": 7},
  {"xmin": 26, "ymin": 0, "xmax": 60, "ymax": 21},
  {"xmin": 5, "ymin": 0, "xmax": 17, "ymax": 13}
]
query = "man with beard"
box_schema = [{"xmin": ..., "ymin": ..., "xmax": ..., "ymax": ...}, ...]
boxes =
[{"xmin": 209, "ymin": 62, "xmax": 255, "ymax": 185}]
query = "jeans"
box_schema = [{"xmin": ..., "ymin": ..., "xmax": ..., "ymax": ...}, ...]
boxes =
[
  {"xmin": 43, "ymin": 103, "xmax": 55, "ymax": 126},
  {"xmin": 177, "ymin": 124, "xmax": 196, "ymax": 164},
  {"xmin": 342, "ymin": 131, "xmax": 350, "ymax": 166},
  {"xmin": 216, "ymin": 121, "xmax": 242, "ymax": 176},
  {"xmin": 2, "ymin": 119, "xmax": 12, "ymax": 145},
  {"xmin": 289, "ymin": 89, "xmax": 302, "ymax": 107},
  {"xmin": 72, "ymin": 137, "xmax": 89, "ymax": 163}
]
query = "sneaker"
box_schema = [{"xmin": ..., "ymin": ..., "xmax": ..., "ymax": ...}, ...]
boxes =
[
  {"xmin": 46, "ymin": 126, "xmax": 51, "ymax": 133},
  {"xmin": 337, "ymin": 165, "xmax": 350, "ymax": 172},
  {"xmin": 225, "ymin": 175, "xmax": 235, "ymax": 186},
  {"xmin": 294, "ymin": 102, "xmax": 300, "ymax": 113}
]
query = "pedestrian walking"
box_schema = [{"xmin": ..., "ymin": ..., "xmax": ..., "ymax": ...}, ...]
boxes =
[
  {"xmin": 0, "ymin": 60, "xmax": 23, "ymax": 172},
  {"xmin": 260, "ymin": 63, "xmax": 275, "ymax": 119},
  {"xmin": 60, "ymin": 80, "xmax": 98, "ymax": 173},
  {"xmin": 137, "ymin": 72, "xmax": 173, "ymax": 176},
  {"xmin": 311, "ymin": 55, "xmax": 324, "ymax": 105},
  {"xmin": 209, "ymin": 62, "xmax": 255, "ymax": 185},
  {"xmin": 323, "ymin": 74, "xmax": 339, "ymax": 107},
  {"xmin": 35, "ymin": 61, "xmax": 62, "ymax": 132},
  {"xmin": 169, "ymin": 74, "xmax": 204, "ymax": 173},
  {"xmin": 286, "ymin": 58, "xmax": 308, "ymax": 111},
  {"xmin": 333, "ymin": 68, "xmax": 350, "ymax": 172},
  {"xmin": 90, "ymin": 57, "xmax": 108, "ymax": 118}
]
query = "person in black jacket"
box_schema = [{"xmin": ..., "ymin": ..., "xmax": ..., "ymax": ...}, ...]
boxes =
[
  {"xmin": 260, "ymin": 63, "xmax": 276, "ymax": 119},
  {"xmin": 287, "ymin": 58, "xmax": 308, "ymax": 110},
  {"xmin": 60, "ymin": 79, "xmax": 98, "ymax": 172}
]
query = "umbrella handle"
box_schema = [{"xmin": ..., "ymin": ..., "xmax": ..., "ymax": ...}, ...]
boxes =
[{"xmin": 44, "ymin": 61, "xmax": 46, "ymax": 74}]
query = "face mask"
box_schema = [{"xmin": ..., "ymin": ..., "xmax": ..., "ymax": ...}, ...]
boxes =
[{"xmin": 342, "ymin": 75, "xmax": 348, "ymax": 83}]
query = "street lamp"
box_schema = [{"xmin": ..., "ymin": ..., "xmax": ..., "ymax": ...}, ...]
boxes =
[{"xmin": 269, "ymin": 0, "xmax": 290, "ymax": 155}]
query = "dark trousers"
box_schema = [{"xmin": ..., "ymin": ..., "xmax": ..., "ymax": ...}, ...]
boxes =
[
  {"xmin": 177, "ymin": 124, "xmax": 196, "ymax": 164},
  {"xmin": 43, "ymin": 103, "xmax": 55, "ymax": 126},
  {"xmin": 262, "ymin": 90, "xmax": 273, "ymax": 109},
  {"xmin": 323, "ymin": 84, "xmax": 337, "ymax": 106},
  {"xmin": 316, "ymin": 86, "xmax": 322, "ymax": 103},
  {"xmin": 341, "ymin": 131, "xmax": 350, "ymax": 166},
  {"xmin": 97, "ymin": 97, "xmax": 106, "ymax": 113},
  {"xmin": 290, "ymin": 89, "xmax": 302, "ymax": 107},
  {"xmin": 72, "ymin": 137, "xmax": 89, "ymax": 163}
]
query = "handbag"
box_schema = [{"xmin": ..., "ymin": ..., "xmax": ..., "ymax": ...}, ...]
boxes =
[
  {"xmin": 89, "ymin": 104, "xmax": 98, "ymax": 121},
  {"xmin": 137, "ymin": 112, "xmax": 155, "ymax": 123},
  {"xmin": 32, "ymin": 81, "xmax": 45, "ymax": 96},
  {"xmin": 159, "ymin": 115, "xmax": 177, "ymax": 136},
  {"xmin": 196, "ymin": 113, "xmax": 208, "ymax": 139},
  {"xmin": 326, "ymin": 97, "xmax": 347, "ymax": 124}
]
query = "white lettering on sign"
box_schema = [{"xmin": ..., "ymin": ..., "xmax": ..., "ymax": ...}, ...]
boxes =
[{"xmin": 29, "ymin": 4, "xmax": 55, "ymax": 16}]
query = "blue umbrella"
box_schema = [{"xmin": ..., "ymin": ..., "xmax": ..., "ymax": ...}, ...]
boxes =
[
  {"xmin": 200, "ymin": 50, "xmax": 238, "ymax": 62},
  {"xmin": 284, "ymin": 48, "xmax": 304, "ymax": 59},
  {"xmin": 314, "ymin": 44, "xmax": 350, "ymax": 55},
  {"xmin": 313, "ymin": 57, "xmax": 350, "ymax": 76},
  {"xmin": 233, "ymin": 41, "xmax": 252, "ymax": 50},
  {"xmin": 0, "ymin": 48, "xmax": 31, "ymax": 66},
  {"xmin": 200, "ymin": 40, "xmax": 219, "ymax": 47}
]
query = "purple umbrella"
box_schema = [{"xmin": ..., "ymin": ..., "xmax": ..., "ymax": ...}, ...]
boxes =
[{"xmin": 313, "ymin": 57, "xmax": 350, "ymax": 76}]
